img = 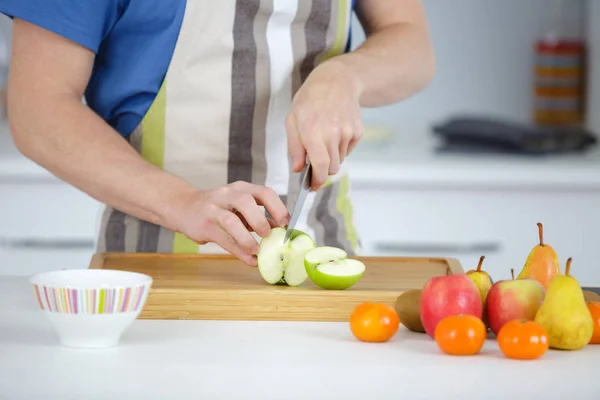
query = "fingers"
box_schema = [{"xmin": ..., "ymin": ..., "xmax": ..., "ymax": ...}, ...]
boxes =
[
  {"xmin": 228, "ymin": 194, "xmax": 271, "ymax": 237},
  {"xmin": 285, "ymin": 114, "xmax": 306, "ymax": 173},
  {"xmin": 339, "ymin": 125, "xmax": 352, "ymax": 165},
  {"xmin": 339, "ymin": 135, "xmax": 351, "ymax": 165},
  {"xmin": 327, "ymin": 129, "xmax": 341, "ymax": 176},
  {"xmin": 347, "ymin": 119, "xmax": 363, "ymax": 156},
  {"xmin": 293, "ymin": 118, "xmax": 362, "ymax": 190},
  {"xmin": 267, "ymin": 217, "xmax": 279, "ymax": 229},
  {"xmin": 303, "ymin": 134, "xmax": 330, "ymax": 190},
  {"xmin": 216, "ymin": 208, "xmax": 259, "ymax": 256},
  {"xmin": 232, "ymin": 181, "xmax": 290, "ymax": 227},
  {"xmin": 212, "ymin": 224, "xmax": 258, "ymax": 267}
]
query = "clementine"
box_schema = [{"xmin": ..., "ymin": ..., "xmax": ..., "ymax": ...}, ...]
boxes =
[
  {"xmin": 497, "ymin": 319, "xmax": 549, "ymax": 360},
  {"xmin": 350, "ymin": 302, "xmax": 400, "ymax": 342},
  {"xmin": 434, "ymin": 314, "xmax": 486, "ymax": 356},
  {"xmin": 587, "ymin": 301, "xmax": 600, "ymax": 345}
]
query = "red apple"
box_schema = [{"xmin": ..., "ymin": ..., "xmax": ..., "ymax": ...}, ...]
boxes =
[
  {"xmin": 420, "ymin": 274, "xmax": 483, "ymax": 338},
  {"xmin": 485, "ymin": 269, "xmax": 545, "ymax": 336}
]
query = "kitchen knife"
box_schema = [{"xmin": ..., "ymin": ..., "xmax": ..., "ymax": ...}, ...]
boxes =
[{"xmin": 283, "ymin": 161, "xmax": 312, "ymax": 244}]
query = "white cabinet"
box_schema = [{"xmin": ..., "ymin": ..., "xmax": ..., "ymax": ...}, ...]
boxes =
[
  {"xmin": 351, "ymin": 186, "xmax": 600, "ymax": 287},
  {"xmin": 0, "ymin": 182, "xmax": 101, "ymax": 240},
  {"xmin": 0, "ymin": 180, "xmax": 102, "ymax": 275}
]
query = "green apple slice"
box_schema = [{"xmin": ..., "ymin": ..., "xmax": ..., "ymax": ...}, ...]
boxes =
[
  {"xmin": 257, "ymin": 227, "xmax": 316, "ymax": 286},
  {"xmin": 304, "ymin": 246, "xmax": 366, "ymax": 290}
]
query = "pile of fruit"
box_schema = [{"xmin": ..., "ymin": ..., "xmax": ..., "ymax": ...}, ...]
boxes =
[
  {"xmin": 255, "ymin": 223, "xmax": 600, "ymax": 360},
  {"xmin": 352, "ymin": 223, "xmax": 600, "ymax": 360}
]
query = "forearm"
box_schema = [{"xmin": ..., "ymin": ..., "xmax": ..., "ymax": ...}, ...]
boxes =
[
  {"xmin": 331, "ymin": 22, "xmax": 435, "ymax": 108},
  {"xmin": 8, "ymin": 95, "xmax": 196, "ymax": 232}
]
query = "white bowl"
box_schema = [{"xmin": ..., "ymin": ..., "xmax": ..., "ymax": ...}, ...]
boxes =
[{"xmin": 30, "ymin": 269, "xmax": 153, "ymax": 349}]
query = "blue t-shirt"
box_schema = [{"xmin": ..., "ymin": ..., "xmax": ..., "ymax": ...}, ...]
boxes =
[{"xmin": 0, "ymin": 0, "xmax": 355, "ymax": 138}]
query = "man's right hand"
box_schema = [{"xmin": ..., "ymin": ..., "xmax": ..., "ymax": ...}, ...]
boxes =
[{"xmin": 175, "ymin": 182, "xmax": 290, "ymax": 267}]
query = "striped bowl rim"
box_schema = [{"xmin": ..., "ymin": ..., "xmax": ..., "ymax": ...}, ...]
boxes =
[{"xmin": 30, "ymin": 270, "xmax": 153, "ymax": 315}]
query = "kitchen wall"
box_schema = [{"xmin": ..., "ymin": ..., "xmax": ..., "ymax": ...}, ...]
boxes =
[
  {"xmin": 352, "ymin": 0, "xmax": 597, "ymax": 136},
  {"xmin": 0, "ymin": 0, "xmax": 597, "ymax": 136}
]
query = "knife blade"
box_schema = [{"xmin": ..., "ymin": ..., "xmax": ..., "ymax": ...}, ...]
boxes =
[{"xmin": 283, "ymin": 162, "xmax": 312, "ymax": 244}]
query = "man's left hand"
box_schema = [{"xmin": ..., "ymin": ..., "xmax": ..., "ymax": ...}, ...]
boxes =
[{"xmin": 286, "ymin": 60, "xmax": 364, "ymax": 191}]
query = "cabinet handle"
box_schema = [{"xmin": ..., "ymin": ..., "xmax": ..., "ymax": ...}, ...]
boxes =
[
  {"xmin": 0, "ymin": 238, "xmax": 95, "ymax": 250},
  {"xmin": 373, "ymin": 241, "xmax": 501, "ymax": 254}
]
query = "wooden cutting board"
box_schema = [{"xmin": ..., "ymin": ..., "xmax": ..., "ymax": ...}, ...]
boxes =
[{"xmin": 89, "ymin": 253, "xmax": 464, "ymax": 322}]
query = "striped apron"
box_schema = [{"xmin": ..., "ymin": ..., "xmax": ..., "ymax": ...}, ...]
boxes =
[{"xmin": 96, "ymin": 0, "xmax": 360, "ymax": 256}]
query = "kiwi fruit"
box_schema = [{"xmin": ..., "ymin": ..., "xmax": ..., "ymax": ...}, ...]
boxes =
[
  {"xmin": 395, "ymin": 289, "xmax": 425, "ymax": 333},
  {"xmin": 584, "ymin": 290, "xmax": 600, "ymax": 303}
]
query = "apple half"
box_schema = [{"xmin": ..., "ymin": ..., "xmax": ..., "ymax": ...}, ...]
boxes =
[
  {"xmin": 304, "ymin": 246, "xmax": 366, "ymax": 290},
  {"xmin": 257, "ymin": 227, "xmax": 316, "ymax": 286}
]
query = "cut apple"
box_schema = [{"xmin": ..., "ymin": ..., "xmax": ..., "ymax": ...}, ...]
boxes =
[
  {"xmin": 257, "ymin": 227, "xmax": 316, "ymax": 286},
  {"xmin": 304, "ymin": 246, "xmax": 366, "ymax": 290}
]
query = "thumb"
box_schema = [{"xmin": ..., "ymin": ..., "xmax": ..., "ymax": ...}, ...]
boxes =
[{"xmin": 285, "ymin": 114, "xmax": 306, "ymax": 172}]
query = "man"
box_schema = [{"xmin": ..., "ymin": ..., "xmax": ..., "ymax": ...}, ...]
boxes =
[{"xmin": 1, "ymin": 0, "xmax": 434, "ymax": 267}]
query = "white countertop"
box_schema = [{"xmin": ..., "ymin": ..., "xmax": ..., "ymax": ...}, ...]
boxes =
[
  {"xmin": 346, "ymin": 128, "xmax": 600, "ymax": 190},
  {"xmin": 1, "ymin": 275, "xmax": 599, "ymax": 400}
]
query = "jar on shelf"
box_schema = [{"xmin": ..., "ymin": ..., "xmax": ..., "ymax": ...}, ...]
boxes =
[{"xmin": 533, "ymin": 0, "xmax": 587, "ymax": 128}]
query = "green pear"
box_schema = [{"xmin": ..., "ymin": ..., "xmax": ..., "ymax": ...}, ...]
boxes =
[{"xmin": 534, "ymin": 257, "xmax": 594, "ymax": 351}]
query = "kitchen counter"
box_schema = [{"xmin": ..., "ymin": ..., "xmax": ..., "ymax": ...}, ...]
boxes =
[
  {"xmin": 346, "ymin": 130, "xmax": 600, "ymax": 190},
  {"xmin": 1, "ymin": 275, "xmax": 599, "ymax": 400}
]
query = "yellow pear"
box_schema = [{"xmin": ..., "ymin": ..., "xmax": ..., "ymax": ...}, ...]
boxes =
[
  {"xmin": 466, "ymin": 256, "xmax": 494, "ymax": 329},
  {"xmin": 466, "ymin": 255, "xmax": 493, "ymax": 307},
  {"xmin": 534, "ymin": 258, "xmax": 593, "ymax": 350},
  {"xmin": 517, "ymin": 222, "xmax": 561, "ymax": 290}
]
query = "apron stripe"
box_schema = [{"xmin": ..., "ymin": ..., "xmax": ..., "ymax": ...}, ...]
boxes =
[
  {"xmin": 309, "ymin": 182, "xmax": 354, "ymax": 253},
  {"xmin": 299, "ymin": 0, "xmax": 332, "ymax": 84},
  {"xmin": 334, "ymin": 175, "xmax": 358, "ymax": 254},
  {"xmin": 322, "ymin": 0, "xmax": 351, "ymax": 62},
  {"xmin": 141, "ymin": 82, "xmax": 167, "ymax": 169},
  {"xmin": 156, "ymin": 228, "xmax": 175, "ymax": 253},
  {"xmin": 162, "ymin": 0, "xmax": 234, "ymax": 191},
  {"xmin": 138, "ymin": 80, "xmax": 188, "ymax": 253},
  {"xmin": 136, "ymin": 221, "xmax": 160, "ymax": 253},
  {"xmin": 307, "ymin": 186, "xmax": 335, "ymax": 247},
  {"xmin": 250, "ymin": 0, "xmax": 274, "ymax": 186},
  {"xmin": 173, "ymin": 234, "xmax": 198, "ymax": 254},
  {"xmin": 95, "ymin": 205, "xmax": 112, "ymax": 252},
  {"xmin": 123, "ymin": 127, "xmax": 143, "ymax": 252},
  {"xmin": 124, "ymin": 215, "xmax": 140, "ymax": 252},
  {"xmin": 228, "ymin": 0, "xmax": 261, "ymax": 184},
  {"xmin": 263, "ymin": 0, "xmax": 298, "ymax": 195},
  {"xmin": 290, "ymin": 0, "xmax": 313, "ymax": 94},
  {"xmin": 105, "ymin": 209, "xmax": 126, "ymax": 252},
  {"xmin": 128, "ymin": 125, "xmax": 143, "ymax": 153}
]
